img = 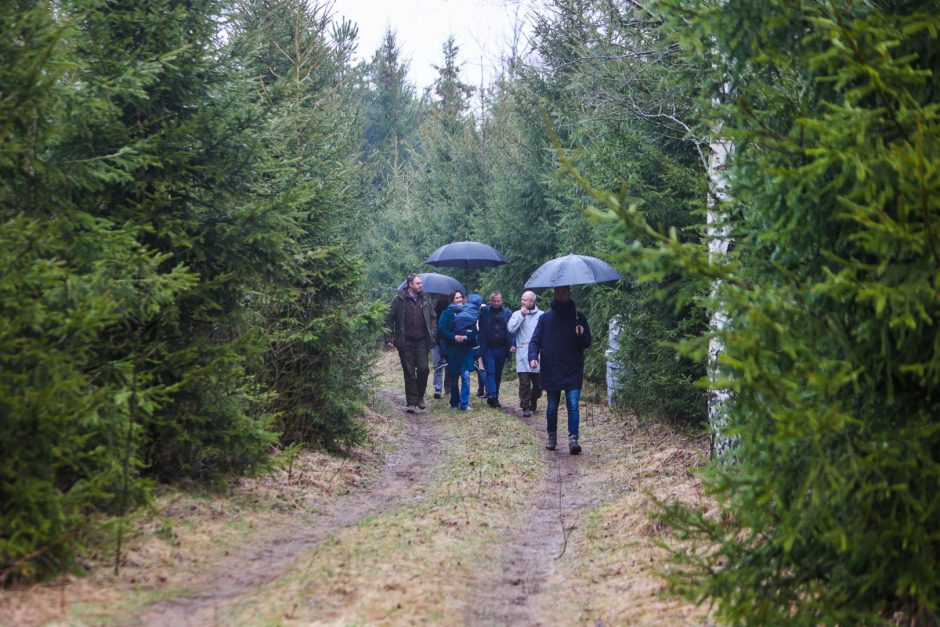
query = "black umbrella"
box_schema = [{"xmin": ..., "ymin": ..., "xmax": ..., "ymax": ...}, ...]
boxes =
[
  {"xmin": 524, "ymin": 254, "xmax": 622, "ymax": 288},
  {"xmin": 425, "ymin": 241, "xmax": 509, "ymax": 270},
  {"xmin": 397, "ymin": 272, "xmax": 466, "ymax": 296}
]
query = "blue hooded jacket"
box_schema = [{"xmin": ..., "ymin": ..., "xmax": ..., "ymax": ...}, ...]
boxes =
[
  {"xmin": 455, "ymin": 294, "xmax": 482, "ymax": 339},
  {"xmin": 439, "ymin": 294, "xmax": 483, "ymax": 375}
]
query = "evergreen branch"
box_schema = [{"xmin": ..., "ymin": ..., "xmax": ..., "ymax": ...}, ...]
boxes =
[
  {"xmin": 825, "ymin": 0, "xmax": 908, "ymax": 142},
  {"xmin": 915, "ymin": 114, "xmax": 940, "ymax": 270}
]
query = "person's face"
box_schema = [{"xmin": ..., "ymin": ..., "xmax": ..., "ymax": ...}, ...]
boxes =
[
  {"xmin": 490, "ymin": 294, "xmax": 503, "ymax": 309},
  {"xmin": 410, "ymin": 277, "xmax": 423, "ymax": 294},
  {"xmin": 553, "ymin": 286, "xmax": 571, "ymax": 302},
  {"xmin": 452, "ymin": 292, "xmax": 465, "ymax": 304},
  {"xmin": 521, "ymin": 294, "xmax": 536, "ymax": 309}
]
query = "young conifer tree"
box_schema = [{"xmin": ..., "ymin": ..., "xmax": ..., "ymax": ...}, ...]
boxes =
[
  {"xmin": 231, "ymin": 0, "xmax": 383, "ymax": 447},
  {"xmin": 0, "ymin": 0, "xmax": 195, "ymax": 581},
  {"xmin": 64, "ymin": 0, "xmax": 279, "ymax": 481},
  {"xmin": 586, "ymin": 0, "xmax": 940, "ymax": 622}
]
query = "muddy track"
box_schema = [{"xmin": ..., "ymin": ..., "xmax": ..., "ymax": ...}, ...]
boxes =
[
  {"xmin": 466, "ymin": 403, "xmax": 599, "ymax": 626},
  {"xmin": 137, "ymin": 391, "xmax": 441, "ymax": 627}
]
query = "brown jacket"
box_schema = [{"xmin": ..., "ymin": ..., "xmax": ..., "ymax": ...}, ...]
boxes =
[{"xmin": 385, "ymin": 289, "xmax": 437, "ymax": 347}]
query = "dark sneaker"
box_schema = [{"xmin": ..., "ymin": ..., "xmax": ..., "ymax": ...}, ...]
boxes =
[
  {"xmin": 417, "ymin": 400, "xmax": 426, "ymax": 410},
  {"xmin": 522, "ymin": 409, "xmax": 532, "ymax": 417},
  {"xmin": 433, "ymin": 392, "xmax": 442, "ymax": 399},
  {"xmin": 405, "ymin": 405, "xmax": 416, "ymax": 413},
  {"xmin": 568, "ymin": 435, "xmax": 581, "ymax": 455},
  {"xmin": 476, "ymin": 390, "xmax": 486, "ymax": 398},
  {"xmin": 545, "ymin": 432, "xmax": 557, "ymax": 450}
]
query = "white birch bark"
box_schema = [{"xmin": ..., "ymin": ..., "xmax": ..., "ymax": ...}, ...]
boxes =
[{"xmin": 707, "ymin": 131, "xmax": 734, "ymax": 459}]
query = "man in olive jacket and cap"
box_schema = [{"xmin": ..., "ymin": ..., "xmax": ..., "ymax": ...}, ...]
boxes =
[
  {"xmin": 386, "ymin": 274, "xmax": 437, "ymax": 413},
  {"xmin": 528, "ymin": 285, "xmax": 592, "ymax": 454}
]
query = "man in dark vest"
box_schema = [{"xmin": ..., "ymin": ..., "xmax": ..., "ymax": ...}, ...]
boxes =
[
  {"xmin": 386, "ymin": 274, "xmax": 437, "ymax": 413},
  {"xmin": 528, "ymin": 285, "xmax": 592, "ymax": 453}
]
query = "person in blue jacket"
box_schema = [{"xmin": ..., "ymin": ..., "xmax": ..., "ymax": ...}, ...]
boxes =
[
  {"xmin": 528, "ymin": 285, "xmax": 592, "ymax": 454},
  {"xmin": 438, "ymin": 291, "xmax": 482, "ymax": 410}
]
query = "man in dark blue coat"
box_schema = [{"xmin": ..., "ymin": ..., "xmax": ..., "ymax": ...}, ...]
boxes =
[
  {"xmin": 478, "ymin": 292, "xmax": 513, "ymax": 407},
  {"xmin": 528, "ymin": 285, "xmax": 592, "ymax": 453}
]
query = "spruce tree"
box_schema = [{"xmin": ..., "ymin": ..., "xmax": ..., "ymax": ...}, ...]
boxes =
[
  {"xmin": 231, "ymin": 0, "xmax": 383, "ymax": 447},
  {"xmin": 62, "ymin": 0, "xmax": 280, "ymax": 482},
  {"xmin": 578, "ymin": 0, "xmax": 940, "ymax": 621},
  {"xmin": 0, "ymin": 0, "xmax": 195, "ymax": 581}
]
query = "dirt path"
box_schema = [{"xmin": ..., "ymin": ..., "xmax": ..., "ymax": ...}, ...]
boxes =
[
  {"xmin": 466, "ymin": 404, "xmax": 603, "ymax": 626},
  {"xmin": 2, "ymin": 356, "xmax": 709, "ymax": 625},
  {"xmin": 136, "ymin": 391, "xmax": 443, "ymax": 627}
]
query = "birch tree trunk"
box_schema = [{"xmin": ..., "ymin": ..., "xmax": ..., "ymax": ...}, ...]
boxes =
[{"xmin": 707, "ymin": 132, "xmax": 734, "ymax": 459}]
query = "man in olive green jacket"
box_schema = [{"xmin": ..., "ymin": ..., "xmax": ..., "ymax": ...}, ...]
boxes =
[{"xmin": 385, "ymin": 274, "xmax": 437, "ymax": 413}]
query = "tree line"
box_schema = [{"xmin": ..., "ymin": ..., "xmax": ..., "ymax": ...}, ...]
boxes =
[{"xmin": 3, "ymin": 0, "xmax": 938, "ymax": 622}]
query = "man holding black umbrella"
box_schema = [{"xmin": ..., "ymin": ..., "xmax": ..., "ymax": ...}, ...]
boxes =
[
  {"xmin": 386, "ymin": 274, "xmax": 437, "ymax": 413},
  {"xmin": 528, "ymin": 285, "xmax": 592, "ymax": 454}
]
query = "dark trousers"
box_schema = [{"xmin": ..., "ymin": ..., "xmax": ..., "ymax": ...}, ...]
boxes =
[
  {"xmin": 518, "ymin": 372, "xmax": 541, "ymax": 410},
  {"xmin": 483, "ymin": 346, "xmax": 508, "ymax": 400},
  {"xmin": 398, "ymin": 338, "xmax": 430, "ymax": 406}
]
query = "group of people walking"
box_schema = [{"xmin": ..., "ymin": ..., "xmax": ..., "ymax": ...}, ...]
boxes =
[{"xmin": 385, "ymin": 273, "xmax": 592, "ymax": 454}]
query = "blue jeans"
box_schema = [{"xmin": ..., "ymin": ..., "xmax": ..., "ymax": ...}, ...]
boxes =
[
  {"xmin": 483, "ymin": 346, "xmax": 508, "ymax": 399},
  {"xmin": 545, "ymin": 389, "xmax": 581, "ymax": 437},
  {"xmin": 450, "ymin": 369, "xmax": 471, "ymax": 409}
]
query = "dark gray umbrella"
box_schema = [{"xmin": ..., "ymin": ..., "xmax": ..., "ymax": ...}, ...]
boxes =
[
  {"xmin": 524, "ymin": 254, "xmax": 622, "ymax": 288},
  {"xmin": 425, "ymin": 241, "xmax": 508, "ymax": 269},
  {"xmin": 397, "ymin": 272, "xmax": 466, "ymax": 295}
]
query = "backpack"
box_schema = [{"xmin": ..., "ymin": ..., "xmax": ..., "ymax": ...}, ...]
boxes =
[{"xmin": 486, "ymin": 309, "xmax": 508, "ymax": 347}]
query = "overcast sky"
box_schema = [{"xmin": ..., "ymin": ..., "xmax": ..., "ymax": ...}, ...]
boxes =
[{"xmin": 335, "ymin": 0, "xmax": 533, "ymax": 92}]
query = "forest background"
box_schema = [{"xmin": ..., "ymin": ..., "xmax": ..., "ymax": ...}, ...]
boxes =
[{"xmin": 1, "ymin": 0, "xmax": 937, "ymax": 623}]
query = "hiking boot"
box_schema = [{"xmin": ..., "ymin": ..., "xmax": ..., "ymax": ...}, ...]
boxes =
[
  {"xmin": 545, "ymin": 432, "xmax": 557, "ymax": 450},
  {"xmin": 522, "ymin": 409, "xmax": 531, "ymax": 417},
  {"xmin": 405, "ymin": 405, "xmax": 416, "ymax": 413},
  {"xmin": 433, "ymin": 392, "xmax": 442, "ymax": 399},
  {"xmin": 568, "ymin": 435, "xmax": 581, "ymax": 455},
  {"xmin": 417, "ymin": 400, "xmax": 427, "ymax": 410}
]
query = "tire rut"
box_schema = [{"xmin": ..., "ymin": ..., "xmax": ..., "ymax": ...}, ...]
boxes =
[
  {"xmin": 466, "ymin": 404, "xmax": 598, "ymax": 626},
  {"xmin": 137, "ymin": 391, "xmax": 442, "ymax": 627}
]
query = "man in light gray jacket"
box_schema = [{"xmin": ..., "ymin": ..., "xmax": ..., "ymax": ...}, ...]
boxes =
[{"xmin": 507, "ymin": 290, "xmax": 543, "ymax": 417}]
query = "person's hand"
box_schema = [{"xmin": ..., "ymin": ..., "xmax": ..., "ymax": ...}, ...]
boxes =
[
  {"xmin": 520, "ymin": 307, "xmax": 527, "ymax": 316},
  {"xmin": 575, "ymin": 324, "xmax": 584, "ymax": 336},
  {"xmin": 385, "ymin": 342, "xmax": 394, "ymax": 351},
  {"xmin": 455, "ymin": 335, "xmax": 465, "ymax": 343},
  {"xmin": 529, "ymin": 359, "xmax": 538, "ymax": 369},
  {"xmin": 510, "ymin": 346, "xmax": 517, "ymax": 353}
]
